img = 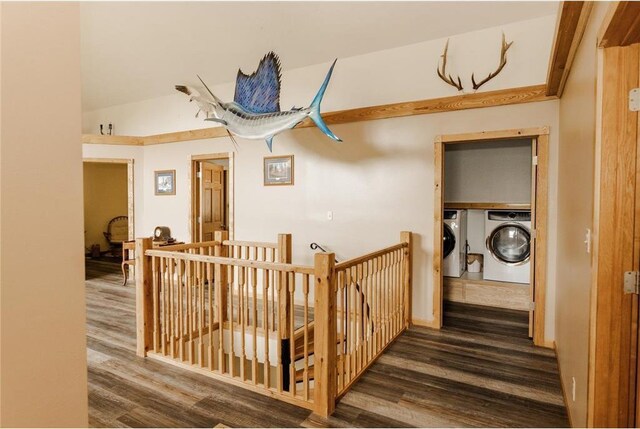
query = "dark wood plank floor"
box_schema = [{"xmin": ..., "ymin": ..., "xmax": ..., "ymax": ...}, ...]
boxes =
[{"xmin": 86, "ymin": 260, "xmax": 568, "ymax": 428}]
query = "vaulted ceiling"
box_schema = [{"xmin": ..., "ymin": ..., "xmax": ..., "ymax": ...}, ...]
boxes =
[{"xmin": 80, "ymin": 1, "xmax": 558, "ymax": 111}]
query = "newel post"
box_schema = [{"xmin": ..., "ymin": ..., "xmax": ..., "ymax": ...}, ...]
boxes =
[
  {"xmin": 277, "ymin": 234, "xmax": 292, "ymax": 339},
  {"xmin": 313, "ymin": 252, "xmax": 337, "ymax": 417},
  {"xmin": 401, "ymin": 231, "xmax": 413, "ymax": 328},
  {"xmin": 277, "ymin": 233, "xmax": 293, "ymax": 389},
  {"xmin": 135, "ymin": 237, "xmax": 153, "ymax": 357}
]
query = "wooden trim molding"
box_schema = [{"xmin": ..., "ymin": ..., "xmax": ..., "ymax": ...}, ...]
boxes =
[
  {"xmin": 598, "ymin": 1, "xmax": 640, "ymax": 48},
  {"xmin": 433, "ymin": 127, "xmax": 550, "ymax": 347},
  {"xmin": 82, "ymin": 134, "xmax": 144, "ymax": 146},
  {"xmin": 546, "ymin": 1, "xmax": 594, "ymax": 96},
  {"xmin": 444, "ymin": 202, "xmax": 531, "ymax": 210},
  {"xmin": 82, "ymin": 85, "xmax": 555, "ymax": 147},
  {"xmin": 438, "ymin": 126, "xmax": 549, "ymax": 144}
]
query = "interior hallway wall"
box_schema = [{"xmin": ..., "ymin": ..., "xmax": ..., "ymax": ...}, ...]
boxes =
[
  {"xmin": 0, "ymin": 3, "xmax": 88, "ymax": 426},
  {"xmin": 555, "ymin": 3, "xmax": 608, "ymax": 427},
  {"xmin": 83, "ymin": 162, "xmax": 128, "ymax": 251},
  {"xmin": 84, "ymin": 100, "xmax": 560, "ymax": 337},
  {"xmin": 82, "ymin": 13, "xmax": 560, "ymax": 338}
]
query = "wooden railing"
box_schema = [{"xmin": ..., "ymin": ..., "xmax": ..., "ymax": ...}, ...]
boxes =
[
  {"xmin": 135, "ymin": 231, "xmax": 412, "ymax": 417},
  {"xmin": 333, "ymin": 232, "xmax": 412, "ymax": 400}
]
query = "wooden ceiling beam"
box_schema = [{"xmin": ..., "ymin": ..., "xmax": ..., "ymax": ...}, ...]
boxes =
[
  {"xmin": 598, "ymin": 1, "xmax": 640, "ymax": 48},
  {"xmin": 546, "ymin": 1, "xmax": 594, "ymax": 97},
  {"xmin": 82, "ymin": 84, "xmax": 554, "ymax": 146}
]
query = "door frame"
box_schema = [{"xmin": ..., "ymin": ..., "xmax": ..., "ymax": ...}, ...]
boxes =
[
  {"xmin": 432, "ymin": 127, "xmax": 550, "ymax": 348},
  {"xmin": 82, "ymin": 157, "xmax": 135, "ymax": 240},
  {"xmin": 190, "ymin": 152, "xmax": 235, "ymax": 242}
]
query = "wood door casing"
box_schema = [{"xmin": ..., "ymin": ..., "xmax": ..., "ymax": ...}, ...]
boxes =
[
  {"xmin": 590, "ymin": 43, "xmax": 640, "ymax": 427},
  {"xmin": 199, "ymin": 162, "xmax": 225, "ymax": 242}
]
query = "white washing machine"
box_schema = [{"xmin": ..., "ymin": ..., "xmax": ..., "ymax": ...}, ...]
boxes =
[
  {"xmin": 484, "ymin": 210, "xmax": 531, "ymax": 284},
  {"xmin": 443, "ymin": 210, "xmax": 467, "ymax": 278}
]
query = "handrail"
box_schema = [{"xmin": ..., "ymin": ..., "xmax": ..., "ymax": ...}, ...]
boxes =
[
  {"xmin": 153, "ymin": 240, "xmax": 220, "ymax": 252},
  {"xmin": 335, "ymin": 242, "xmax": 408, "ymax": 270},
  {"xmin": 145, "ymin": 249, "xmax": 315, "ymax": 275}
]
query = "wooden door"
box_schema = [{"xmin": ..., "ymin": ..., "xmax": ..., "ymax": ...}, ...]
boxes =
[
  {"xmin": 199, "ymin": 162, "xmax": 225, "ymax": 242},
  {"xmin": 590, "ymin": 43, "xmax": 640, "ymax": 427}
]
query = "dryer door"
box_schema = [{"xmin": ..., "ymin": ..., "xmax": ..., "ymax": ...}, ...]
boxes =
[
  {"xmin": 443, "ymin": 223, "xmax": 456, "ymax": 258},
  {"xmin": 487, "ymin": 223, "xmax": 530, "ymax": 264}
]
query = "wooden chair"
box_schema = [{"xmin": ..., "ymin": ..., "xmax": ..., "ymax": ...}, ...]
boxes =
[
  {"xmin": 103, "ymin": 216, "xmax": 129, "ymax": 257},
  {"xmin": 122, "ymin": 240, "xmax": 135, "ymax": 286}
]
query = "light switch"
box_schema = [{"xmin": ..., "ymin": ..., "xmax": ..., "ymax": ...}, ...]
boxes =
[
  {"xmin": 327, "ymin": 211, "xmax": 333, "ymax": 221},
  {"xmin": 584, "ymin": 228, "xmax": 591, "ymax": 254}
]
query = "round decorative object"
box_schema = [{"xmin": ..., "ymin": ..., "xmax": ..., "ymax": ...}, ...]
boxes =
[{"xmin": 153, "ymin": 226, "xmax": 171, "ymax": 241}]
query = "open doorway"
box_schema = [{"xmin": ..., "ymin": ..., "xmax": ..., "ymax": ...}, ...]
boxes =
[
  {"xmin": 190, "ymin": 152, "xmax": 234, "ymax": 242},
  {"xmin": 433, "ymin": 128, "xmax": 549, "ymax": 347},
  {"xmin": 82, "ymin": 158, "xmax": 134, "ymax": 263}
]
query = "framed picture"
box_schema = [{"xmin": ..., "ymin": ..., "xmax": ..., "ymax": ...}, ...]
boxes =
[
  {"xmin": 155, "ymin": 170, "xmax": 176, "ymax": 195},
  {"xmin": 264, "ymin": 155, "xmax": 294, "ymax": 186}
]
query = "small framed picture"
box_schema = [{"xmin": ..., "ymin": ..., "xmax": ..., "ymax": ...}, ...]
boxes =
[
  {"xmin": 155, "ymin": 170, "xmax": 176, "ymax": 195},
  {"xmin": 264, "ymin": 155, "xmax": 294, "ymax": 186}
]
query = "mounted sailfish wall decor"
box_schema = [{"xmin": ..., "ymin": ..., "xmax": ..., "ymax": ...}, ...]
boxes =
[{"xmin": 176, "ymin": 52, "xmax": 342, "ymax": 152}]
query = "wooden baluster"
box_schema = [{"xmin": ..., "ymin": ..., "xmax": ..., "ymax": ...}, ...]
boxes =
[
  {"xmin": 339, "ymin": 269, "xmax": 346, "ymax": 391},
  {"xmin": 354, "ymin": 264, "xmax": 361, "ymax": 375},
  {"xmin": 200, "ymin": 258, "xmax": 206, "ymax": 366},
  {"xmin": 178, "ymin": 259, "xmax": 184, "ymax": 360},
  {"xmin": 252, "ymin": 267, "xmax": 258, "ymax": 385},
  {"xmin": 187, "ymin": 258, "xmax": 194, "ymax": 364},
  {"xmin": 263, "ymin": 268, "xmax": 271, "ymax": 388},
  {"xmin": 370, "ymin": 259, "xmax": 376, "ymax": 356},
  {"xmin": 169, "ymin": 258, "xmax": 175, "ymax": 358},
  {"xmin": 303, "ymin": 273, "xmax": 310, "ymax": 401},
  {"xmin": 355, "ymin": 264, "xmax": 364, "ymax": 374},
  {"xmin": 151, "ymin": 255, "xmax": 159, "ymax": 353},
  {"xmin": 228, "ymin": 265, "xmax": 235, "ymax": 377},
  {"xmin": 378, "ymin": 256, "xmax": 383, "ymax": 347},
  {"xmin": 402, "ymin": 231, "xmax": 412, "ymax": 329},
  {"xmin": 385, "ymin": 253, "xmax": 390, "ymax": 344},
  {"xmin": 347, "ymin": 266, "xmax": 354, "ymax": 382},
  {"xmin": 239, "ymin": 265, "xmax": 247, "ymax": 381},
  {"xmin": 276, "ymin": 268, "xmax": 283, "ymax": 393},
  {"xmin": 160, "ymin": 257, "xmax": 167, "ymax": 356},
  {"xmin": 396, "ymin": 249, "xmax": 401, "ymax": 333},
  {"xmin": 288, "ymin": 271, "xmax": 295, "ymax": 398},
  {"xmin": 207, "ymin": 260, "xmax": 214, "ymax": 371},
  {"xmin": 363, "ymin": 260, "xmax": 370, "ymax": 364},
  {"xmin": 214, "ymin": 230, "xmax": 229, "ymax": 374},
  {"xmin": 270, "ymin": 249, "xmax": 276, "ymax": 331}
]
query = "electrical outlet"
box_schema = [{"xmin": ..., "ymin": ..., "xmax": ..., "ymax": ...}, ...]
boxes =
[
  {"xmin": 327, "ymin": 211, "xmax": 333, "ymax": 221},
  {"xmin": 572, "ymin": 377, "xmax": 576, "ymax": 402},
  {"xmin": 584, "ymin": 228, "xmax": 591, "ymax": 254}
]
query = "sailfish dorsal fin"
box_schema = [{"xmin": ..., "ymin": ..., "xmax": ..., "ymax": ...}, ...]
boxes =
[{"xmin": 234, "ymin": 51, "xmax": 282, "ymax": 114}]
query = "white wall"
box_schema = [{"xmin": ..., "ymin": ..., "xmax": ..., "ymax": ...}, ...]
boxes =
[
  {"xmin": 0, "ymin": 3, "xmax": 88, "ymax": 426},
  {"xmin": 444, "ymin": 140, "xmax": 532, "ymax": 203},
  {"xmin": 82, "ymin": 16, "xmax": 559, "ymax": 336}
]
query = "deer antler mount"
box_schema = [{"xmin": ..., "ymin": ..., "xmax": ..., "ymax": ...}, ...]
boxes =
[{"xmin": 437, "ymin": 32, "xmax": 513, "ymax": 92}]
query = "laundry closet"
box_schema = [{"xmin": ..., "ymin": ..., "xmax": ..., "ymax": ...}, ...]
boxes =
[{"xmin": 441, "ymin": 139, "xmax": 534, "ymax": 327}]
